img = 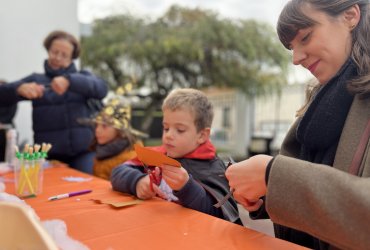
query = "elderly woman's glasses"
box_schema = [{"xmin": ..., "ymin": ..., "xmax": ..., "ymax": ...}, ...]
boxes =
[{"xmin": 48, "ymin": 49, "xmax": 71, "ymax": 61}]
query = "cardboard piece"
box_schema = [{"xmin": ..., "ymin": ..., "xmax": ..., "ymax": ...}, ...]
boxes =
[
  {"xmin": 0, "ymin": 202, "xmax": 58, "ymax": 250},
  {"xmin": 134, "ymin": 144, "xmax": 181, "ymax": 168},
  {"xmin": 91, "ymin": 199, "xmax": 143, "ymax": 208}
]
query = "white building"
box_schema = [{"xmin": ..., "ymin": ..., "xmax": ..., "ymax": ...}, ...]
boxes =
[
  {"xmin": 205, "ymin": 83, "xmax": 307, "ymax": 159},
  {"xmin": 253, "ymin": 83, "xmax": 306, "ymax": 153},
  {"xmin": 0, "ymin": 0, "xmax": 79, "ymax": 145},
  {"xmin": 203, "ymin": 87, "xmax": 253, "ymax": 158}
]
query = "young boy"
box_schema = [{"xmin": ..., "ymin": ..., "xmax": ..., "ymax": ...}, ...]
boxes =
[{"xmin": 111, "ymin": 88, "xmax": 240, "ymax": 224}]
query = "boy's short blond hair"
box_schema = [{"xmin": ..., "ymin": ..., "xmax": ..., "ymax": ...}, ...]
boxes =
[{"xmin": 162, "ymin": 88, "xmax": 214, "ymax": 132}]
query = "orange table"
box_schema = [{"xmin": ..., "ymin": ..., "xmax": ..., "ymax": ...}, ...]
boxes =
[{"xmin": 3, "ymin": 166, "xmax": 307, "ymax": 250}]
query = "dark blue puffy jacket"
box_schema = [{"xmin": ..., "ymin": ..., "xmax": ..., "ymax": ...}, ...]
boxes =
[{"xmin": 0, "ymin": 61, "xmax": 108, "ymax": 159}]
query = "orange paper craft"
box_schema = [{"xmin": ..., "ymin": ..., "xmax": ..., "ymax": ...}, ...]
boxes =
[
  {"xmin": 91, "ymin": 199, "xmax": 143, "ymax": 208},
  {"xmin": 134, "ymin": 144, "xmax": 181, "ymax": 168}
]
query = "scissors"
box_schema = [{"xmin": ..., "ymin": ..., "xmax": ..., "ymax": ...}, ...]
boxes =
[
  {"xmin": 142, "ymin": 162, "xmax": 161, "ymax": 192},
  {"xmin": 214, "ymin": 157, "xmax": 260, "ymax": 208},
  {"xmin": 214, "ymin": 159, "xmax": 235, "ymax": 208}
]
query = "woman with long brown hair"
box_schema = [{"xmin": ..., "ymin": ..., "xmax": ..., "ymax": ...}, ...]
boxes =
[{"xmin": 226, "ymin": 1, "xmax": 370, "ymax": 249}]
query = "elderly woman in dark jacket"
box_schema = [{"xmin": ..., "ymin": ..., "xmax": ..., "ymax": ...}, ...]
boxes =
[{"xmin": 0, "ymin": 30, "xmax": 108, "ymax": 173}]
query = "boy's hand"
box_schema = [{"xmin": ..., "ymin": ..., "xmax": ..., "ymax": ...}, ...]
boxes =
[
  {"xmin": 136, "ymin": 175, "xmax": 156, "ymax": 200},
  {"xmin": 160, "ymin": 164, "xmax": 189, "ymax": 191}
]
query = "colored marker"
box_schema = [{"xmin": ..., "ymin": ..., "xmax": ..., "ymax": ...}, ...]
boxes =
[
  {"xmin": 48, "ymin": 189, "xmax": 92, "ymax": 201},
  {"xmin": 21, "ymin": 194, "xmax": 37, "ymax": 199}
]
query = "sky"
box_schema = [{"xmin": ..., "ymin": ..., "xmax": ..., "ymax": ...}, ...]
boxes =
[{"xmin": 78, "ymin": 0, "xmax": 290, "ymax": 26}]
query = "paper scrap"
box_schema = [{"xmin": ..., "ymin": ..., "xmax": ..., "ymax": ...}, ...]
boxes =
[
  {"xmin": 90, "ymin": 199, "xmax": 143, "ymax": 208},
  {"xmin": 62, "ymin": 176, "xmax": 93, "ymax": 182},
  {"xmin": 0, "ymin": 177, "xmax": 14, "ymax": 183},
  {"xmin": 0, "ymin": 162, "xmax": 12, "ymax": 175},
  {"xmin": 134, "ymin": 144, "xmax": 181, "ymax": 168}
]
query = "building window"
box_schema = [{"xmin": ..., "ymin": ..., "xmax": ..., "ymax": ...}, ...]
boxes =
[{"xmin": 222, "ymin": 107, "xmax": 230, "ymax": 128}]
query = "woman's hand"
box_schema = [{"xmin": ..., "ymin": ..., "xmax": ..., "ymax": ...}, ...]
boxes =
[
  {"xmin": 225, "ymin": 154, "xmax": 272, "ymax": 211},
  {"xmin": 51, "ymin": 76, "xmax": 70, "ymax": 95},
  {"xmin": 160, "ymin": 164, "xmax": 189, "ymax": 191},
  {"xmin": 136, "ymin": 175, "xmax": 156, "ymax": 200},
  {"xmin": 17, "ymin": 82, "xmax": 45, "ymax": 99}
]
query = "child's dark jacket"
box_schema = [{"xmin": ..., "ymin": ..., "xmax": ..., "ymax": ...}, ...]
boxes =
[{"xmin": 110, "ymin": 140, "xmax": 240, "ymax": 224}]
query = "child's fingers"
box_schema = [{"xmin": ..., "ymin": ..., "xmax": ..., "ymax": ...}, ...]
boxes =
[
  {"xmin": 161, "ymin": 165, "xmax": 187, "ymax": 178},
  {"xmin": 161, "ymin": 164, "xmax": 180, "ymax": 172},
  {"xmin": 152, "ymin": 184, "xmax": 168, "ymax": 200},
  {"xmin": 160, "ymin": 168, "xmax": 189, "ymax": 191},
  {"xmin": 137, "ymin": 187, "xmax": 155, "ymax": 199},
  {"xmin": 136, "ymin": 176, "xmax": 156, "ymax": 199},
  {"xmin": 154, "ymin": 167, "xmax": 162, "ymax": 180}
]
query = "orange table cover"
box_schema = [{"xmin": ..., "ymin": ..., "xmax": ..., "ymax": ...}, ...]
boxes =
[{"xmin": 3, "ymin": 166, "xmax": 307, "ymax": 250}]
